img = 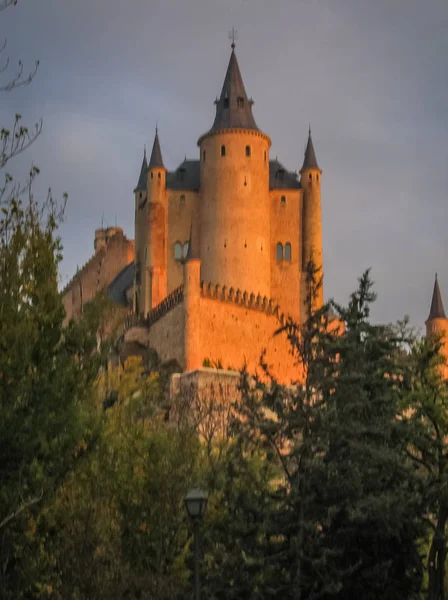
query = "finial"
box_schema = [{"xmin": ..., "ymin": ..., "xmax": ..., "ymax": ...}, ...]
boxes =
[
  {"xmin": 144, "ymin": 144, "xmax": 146, "ymax": 159},
  {"xmin": 229, "ymin": 27, "xmax": 238, "ymax": 49},
  {"xmin": 155, "ymin": 122, "xmax": 158, "ymax": 135},
  {"xmin": 436, "ymin": 272, "xmax": 438, "ymax": 280},
  {"xmin": 309, "ymin": 123, "xmax": 311, "ymax": 137}
]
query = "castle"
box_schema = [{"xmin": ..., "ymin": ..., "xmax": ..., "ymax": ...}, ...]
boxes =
[{"xmin": 62, "ymin": 44, "xmax": 448, "ymax": 384}]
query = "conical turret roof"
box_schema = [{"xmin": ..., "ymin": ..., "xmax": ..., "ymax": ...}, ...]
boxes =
[
  {"xmin": 135, "ymin": 148, "xmax": 148, "ymax": 191},
  {"xmin": 148, "ymin": 128, "xmax": 165, "ymax": 169},
  {"xmin": 301, "ymin": 127, "xmax": 320, "ymax": 171},
  {"xmin": 428, "ymin": 275, "xmax": 447, "ymax": 320},
  {"xmin": 200, "ymin": 47, "xmax": 259, "ymax": 141}
]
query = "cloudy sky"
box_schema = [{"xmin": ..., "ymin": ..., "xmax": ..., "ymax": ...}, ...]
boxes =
[{"xmin": 2, "ymin": 0, "xmax": 447, "ymax": 330}]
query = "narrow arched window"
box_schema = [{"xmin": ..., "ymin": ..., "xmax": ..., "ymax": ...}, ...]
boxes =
[
  {"xmin": 309, "ymin": 173, "xmax": 312, "ymax": 182},
  {"xmin": 183, "ymin": 241, "xmax": 189, "ymax": 258},
  {"xmin": 276, "ymin": 243, "xmax": 283, "ymax": 261},
  {"xmin": 285, "ymin": 243, "xmax": 291, "ymax": 261},
  {"xmin": 264, "ymin": 151, "xmax": 267, "ymax": 163},
  {"xmin": 221, "ymin": 145, "xmax": 226, "ymax": 157},
  {"xmin": 281, "ymin": 195, "xmax": 286, "ymax": 205},
  {"xmin": 150, "ymin": 172, "xmax": 153, "ymax": 179},
  {"xmin": 180, "ymin": 194, "xmax": 185, "ymax": 205},
  {"xmin": 224, "ymin": 97, "xmax": 229, "ymax": 109},
  {"xmin": 245, "ymin": 145, "xmax": 251, "ymax": 157},
  {"xmin": 174, "ymin": 242, "xmax": 182, "ymax": 260},
  {"xmin": 203, "ymin": 149, "xmax": 206, "ymax": 162},
  {"xmin": 237, "ymin": 97, "xmax": 245, "ymax": 108},
  {"xmin": 158, "ymin": 172, "xmax": 161, "ymax": 180}
]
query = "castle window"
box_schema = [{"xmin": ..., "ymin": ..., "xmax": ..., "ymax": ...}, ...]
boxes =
[
  {"xmin": 276, "ymin": 169, "xmax": 285, "ymax": 181},
  {"xmin": 224, "ymin": 97, "xmax": 229, "ymax": 109},
  {"xmin": 285, "ymin": 243, "xmax": 292, "ymax": 261},
  {"xmin": 309, "ymin": 173, "xmax": 312, "ymax": 182},
  {"xmin": 276, "ymin": 243, "xmax": 283, "ymax": 261},
  {"xmin": 203, "ymin": 149, "xmax": 206, "ymax": 162},
  {"xmin": 183, "ymin": 241, "xmax": 189, "ymax": 258},
  {"xmin": 264, "ymin": 151, "xmax": 267, "ymax": 163},
  {"xmin": 281, "ymin": 195, "xmax": 286, "ymax": 205},
  {"xmin": 139, "ymin": 192, "xmax": 142, "ymax": 199},
  {"xmin": 151, "ymin": 172, "xmax": 153, "ymax": 179},
  {"xmin": 177, "ymin": 168, "xmax": 186, "ymax": 182},
  {"xmin": 245, "ymin": 145, "xmax": 251, "ymax": 157},
  {"xmin": 237, "ymin": 97, "xmax": 245, "ymax": 108},
  {"xmin": 317, "ymin": 174, "xmax": 319, "ymax": 181},
  {"xmin": 221, "ymin": 145, "xmax": 226, "ymax": 157},
  {"xmin": 180, "ymin": 194, "xmax": 185, "ymax": 205},
  {"xmin": 174, "ymin": 242, "xmax": 182, "ymax": 261}
]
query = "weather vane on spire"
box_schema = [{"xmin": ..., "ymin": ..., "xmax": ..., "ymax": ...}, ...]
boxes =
[{"xmin": 229, "ymin": 27, "xmax": 238, "ymax": 49}]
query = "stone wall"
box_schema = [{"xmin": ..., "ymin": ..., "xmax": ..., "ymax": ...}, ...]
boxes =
[
  {"xmin": 167, "ymin": 190, "xmax": 199, "ymax": 292},
  {"xmin": 269, "ymin": 188, "xmax": 302, "ymax": 322},
  {"xmin": 62, "ymin": 228, "xmax": 134, "ymax": 322},
  {"xmin": 194, "ymin": 292, "xmax": 298, "ymax": 383}
]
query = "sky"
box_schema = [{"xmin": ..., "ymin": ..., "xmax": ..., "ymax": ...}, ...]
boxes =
[{"xmin": 1, "ymin": 0, "xmax": 447, "ymax": 331}]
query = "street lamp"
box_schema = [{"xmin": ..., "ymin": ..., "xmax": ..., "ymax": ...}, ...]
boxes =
[{"xmin": 184, "ymin": 487, "xmax": 208, "ymax": 600}]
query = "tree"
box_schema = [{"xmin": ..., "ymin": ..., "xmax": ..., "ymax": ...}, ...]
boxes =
[
  {"xmin": 213, "ymin": 268, "xmax": 427, "ymax": 599},
  {"xmin": 404, "ymin": 336, "xmax": 448, "ymax": 599},
  {"xmin": 34, "ymin": 358, "xmax": 204, "ymax": 599},
  {"xmin": 0, "ymin": 190, "xmax": 110, "ymax": 597}
]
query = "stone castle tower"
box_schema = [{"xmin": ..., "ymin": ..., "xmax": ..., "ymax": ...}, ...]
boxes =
[
  {"xmin": 133, "ymin": 44, "xmax": 323, "ymax": 330},
  {"xmin": 426, "ymin": 275, "xmax": 448, "ymax": 379}
]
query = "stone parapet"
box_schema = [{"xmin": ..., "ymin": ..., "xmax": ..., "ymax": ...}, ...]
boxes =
[
  {"xmin": 125, "ymin": 284, "xmax": 184, "ymax": 332},
  {"xmin": 200, "ymin": 280, "xmax": 287, "ymax": 324}
]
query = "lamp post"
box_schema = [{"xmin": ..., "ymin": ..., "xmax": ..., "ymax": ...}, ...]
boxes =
[{"xmin": 184, "ymin": 487, "xmax": 208, "ymax": 600}]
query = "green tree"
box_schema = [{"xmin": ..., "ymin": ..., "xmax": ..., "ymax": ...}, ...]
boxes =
[
  {"xmin": 0, "ymin": 191, "xmax": 109, "ymax": 597},
  {"xmin": 34, "ymin": 358, "xmax": 204, "ymax": 600},
  {"xmin": 404, "ymin": 336, "xmax": 448, "ymax": 600},
  {"xmin": 213, "ymin": 269, "xmax": 426, "ymax": 599}
]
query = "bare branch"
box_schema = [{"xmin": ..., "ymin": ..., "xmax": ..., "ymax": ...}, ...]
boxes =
[
  {"xmin": 0, "ymin": 488, "xmax": 43, "ymax": 530},
  {"xmin": 0, "ymin": 114, "xmax": 43, "ymax": 171}
]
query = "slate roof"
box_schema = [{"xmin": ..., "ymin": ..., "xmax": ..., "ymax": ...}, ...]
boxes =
[
  {"xmin": 108, "ymin": 262, "xmax": 134, "ymax": 307},
  {"xmin": 198, "ymin": 48, "xmax": 260, "ymax": 142},
  {"xmin": 428, "ymin": 275, "xmax": 447, "ymax": 320},
  {"xmin": 166, "ymin": 158, "xmax": 300, "ymax": 191},
  {"xmin": 269, "ymin": 159, "xmax": 301, "ymax": 190},
  {"xmin": 149, "ymin": 128, "xmax": 165, "ymax": 169},
  {"xmin": 166, "ymin": 159, "xmax": 200, "ymax": 190},
  {"xmin": 134, "ymin": 150, "xmax": 148, "ymax": 191},
  {"xmin": 301, "ymin": 128, "xmax": 319, "ymax": 171}
]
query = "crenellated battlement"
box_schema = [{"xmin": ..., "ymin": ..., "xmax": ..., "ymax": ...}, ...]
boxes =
[{"xmin": 200, "ymin": 281, "xmax": 287, "ymax": 325}]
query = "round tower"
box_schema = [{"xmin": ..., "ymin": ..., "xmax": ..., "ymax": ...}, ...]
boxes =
[
  {"xmin": 198, "ymin": 45, "xmax": 271, "ymax": 297},
  {"xmin": 134, "ymin": 130, "xmax": 168, "ymax": 316},
  {"xmin": 425, "ymin": 274, "xmax": 448, "ymax": 379},
  {"xmin": 133, "ymin": 148, "xmax": 148, "ymax": 312},
  {"xmin": 300, "ymin": 128, "xmax": 323, "ymax": 311}
]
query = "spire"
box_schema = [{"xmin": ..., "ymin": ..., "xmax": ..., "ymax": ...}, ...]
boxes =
[
  {"xmin": 148, "ymin": 127, "xmax": 165, "ymax": 169},
  {"xmin": 301, "ymin": 127, "xmax": 320, "ymax": 171},
  {"xmin": 135, "ymin": 147, "xmax": 148, "ymax": 191},
  {"xmin": 208, "ymin": 48, "xmax": 259, "ymax": 133},
  {"xmin": 428, "ymin": 274, "xmax": 447, "ymax": 320}
]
